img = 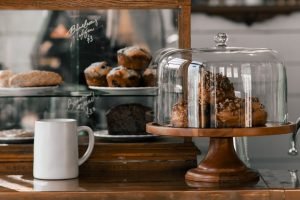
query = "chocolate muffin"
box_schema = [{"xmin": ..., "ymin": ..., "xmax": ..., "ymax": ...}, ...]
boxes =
[{"xmin": 106, "ymin": 103, "xmax": 153, "ymax": 135}]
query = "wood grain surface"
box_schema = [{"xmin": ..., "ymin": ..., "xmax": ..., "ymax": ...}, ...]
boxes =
[
  {"xmin": 0, "ymin": 136, "xmax": 199, "ymax": 175},
  {"xmin": 0, "ymin": 0, "xmax": 190, "ymax": 9},
  {"xmin": 147, "ymin": 122, "xmax": 296, "ymax": 137},
  {"xmin": 0, "ymin": 0, "xmax": 191, "ymax": 49},
  {"xmin": 0, "ymin": 170, "xmax": 297, "ymax": 199},
  {"xmin": 185, "ymin": 137, "xmax": 259, "ymax": 184}
]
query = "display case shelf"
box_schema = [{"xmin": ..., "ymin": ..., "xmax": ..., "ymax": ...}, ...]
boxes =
[{"xmin": 0, "ymin": 86, "xmax": 158, "ymax": 97}]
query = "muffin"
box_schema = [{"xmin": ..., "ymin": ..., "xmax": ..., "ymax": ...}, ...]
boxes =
[
  {"xmin": 106, "ymin": 66, "xmax": 141, "ymax": 87},
  {"xmin": 84, "ymin": 62, "xmax": 112, "ymax": 86},
  {"xmin": 216, "ymin": 97, "xmax": 267, "ymax": 128},
  {"xmin": 199, "ymin": 70, "xmax": 235, "ymax": 104},
  {"xmin": 142, "ymin": 68, "xmax": 157, "ymax": 87},
  {"xmin": 117, "ymin": 46, "xmax": 152, "ymax": 70}
]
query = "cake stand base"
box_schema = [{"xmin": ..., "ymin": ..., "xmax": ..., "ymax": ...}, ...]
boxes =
[
  {"xmin": 185, "ymin": 137, "xmax": 259, "ymax": 184},
  {"xmin": 146, "ymin": 122, "xmax": 296, "ymax": 186}
]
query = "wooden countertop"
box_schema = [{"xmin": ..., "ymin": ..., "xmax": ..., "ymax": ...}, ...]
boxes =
[
  {"xmin": 0, "ymin": 169, "xmax": 298, "ymax": 200},
  {"xmin": 0, "ymin": 137, "xmax": 298, "ymax": 199}
]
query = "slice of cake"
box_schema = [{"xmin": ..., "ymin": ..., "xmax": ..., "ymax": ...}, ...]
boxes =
[{"xmin": 106, "ymin": 103, "xmax": 153, "ymax": 135}]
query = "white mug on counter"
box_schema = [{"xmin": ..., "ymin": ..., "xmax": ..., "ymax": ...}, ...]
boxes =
[{"xmin": 34, "ymin": 119, "xmax": 95, "ymax": 180}]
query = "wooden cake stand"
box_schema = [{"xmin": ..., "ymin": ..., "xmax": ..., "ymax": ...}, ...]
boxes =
[{"xmin": 147, "ymin": 122, "xmax": 296, "ymax": 185}]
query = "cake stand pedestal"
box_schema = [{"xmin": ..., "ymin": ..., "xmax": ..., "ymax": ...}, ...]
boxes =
[{"xmin": 147, "ymin": 122, "xmax": 296, "ymax": 185}]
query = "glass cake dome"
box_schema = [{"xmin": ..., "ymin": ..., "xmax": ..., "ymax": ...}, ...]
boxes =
[{"xmin": 155, "ymin": 33, "xmax": 288, "ymax": 129}]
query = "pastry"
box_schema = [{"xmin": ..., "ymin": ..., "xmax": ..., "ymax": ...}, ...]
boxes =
[
  {"xmin": 0, "ymin": 129, "xmax": 33, "ymax": 138},
  {"xmin": 199, "ymin": 70, "xmax": 235, "ymax": 104},
  {"xmin": 216, "ymin": 97, "xmax": 267, "ymax": 128},
  {"xmin": 106, "ymin": 66, "xmax": 141, "ymax": 87},
  {"xmin": 0, "ymin": 70, "xmax": 14, "ymax": 87},
  {"xmin": 170, "ymin": 101, "xmax": 188, "ymax": 128},
  {"xmin": 142, "ymin": 68, "xmax": 157, "ymax": 87},
  {"xmin": 9, "ymin": 70, "xmax": 63, "ymax": 87},
  {"xmin": 250, "ymin": 97, "xmax": 268, "ymax": 126},
  {"xmin": 84, "ymin": 61, "xmax": 112, "ymax": 86},
  {"xmin": 170, "ymin": 101, "xmax": 210, "ymax": 128},
  {"xmin": 106, "ymin": 103, "xmax": 153, "ymax": 135},
  {"xmin": 117, "ymin": 46, "xmax": 152, "ymax": 70}
]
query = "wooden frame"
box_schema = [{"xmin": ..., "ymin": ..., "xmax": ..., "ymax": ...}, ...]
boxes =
[
  {"xmin": 0, "ymin": 0, "xmax": 196, "ymax": 175},
  {"xmin": 0, "ymin": 0, "xmax": 191, "ymax": 48}
]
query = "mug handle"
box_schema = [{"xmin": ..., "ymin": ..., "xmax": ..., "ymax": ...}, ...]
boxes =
[{"xmin": 77, "ymin": 126, "xmax": 95, "ymax": 166}]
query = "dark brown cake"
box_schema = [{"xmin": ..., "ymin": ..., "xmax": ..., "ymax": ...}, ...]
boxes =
[{"xmin": 106, "ymin": 103, "xmax": 153, "ymax": 135}]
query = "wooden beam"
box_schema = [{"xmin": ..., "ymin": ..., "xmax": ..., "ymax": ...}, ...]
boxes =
[{"xmin": 0, "ymin": 0, "xmax": 190, "ymax": 10}]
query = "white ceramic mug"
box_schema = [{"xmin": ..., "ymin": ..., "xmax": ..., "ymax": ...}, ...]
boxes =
[{"xmin": 34, "ymin": 119, "xmax": 95, "ymax": 180}]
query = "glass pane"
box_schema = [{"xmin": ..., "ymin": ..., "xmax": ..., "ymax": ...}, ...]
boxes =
[{"xmin": 0, "ymin": 9, "xmax": 178, "ymax": 139}]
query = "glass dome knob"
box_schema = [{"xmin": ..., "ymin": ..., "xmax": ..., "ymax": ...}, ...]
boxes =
[{"xmin": 214, "ymin": 33, "xmax": 228, "ymax": 47}]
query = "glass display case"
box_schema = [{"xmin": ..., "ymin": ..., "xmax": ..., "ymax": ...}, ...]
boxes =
[
  {"xmin": 0, "ymin": 9, "xmax": 171, "ymax": 140},
  {"xmin": 2, "ymin": 10, "xmax": 164, "ymax": 141},
  {"xmin": 0, "ymin": 1, "xmax": 191, "ymax": 143},
  {"xmin": 0, "ymin": 0, "xmax": 201, "ymax": 176}
]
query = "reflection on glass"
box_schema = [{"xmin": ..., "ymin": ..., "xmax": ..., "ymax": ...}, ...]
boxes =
[
  {"xmin": 0, "ymin": 9, "xmax": 178, "ymax": 84},
  {"xmin": 0, "ymin": 9, "xmax": 178, "ymax": 135}
]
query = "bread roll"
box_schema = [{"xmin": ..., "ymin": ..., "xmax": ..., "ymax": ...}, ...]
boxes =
[
  {"xmin": 0, "ymin": 70, "xmax": 14, "ymax": 87},
  {"xmin": 9, "ymin": 70, "xmax": 63, "ymax": 87}
]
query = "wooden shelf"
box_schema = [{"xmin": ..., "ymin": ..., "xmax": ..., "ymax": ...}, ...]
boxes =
[
  {"xmin": 191, "ymin": 5, "xmax": 300, "ymax": 25},
  {"xmin": 0, "ymin": 136, "xmax": 199, "ymax": 175}
]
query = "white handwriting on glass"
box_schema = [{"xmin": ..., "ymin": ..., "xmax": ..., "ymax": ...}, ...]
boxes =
[
  {"xmin": 68, "ymin": 19, "xmax": 98, "ymax": 46},
  {"xmin": 67, "ymin": 92, "xmax": 98, "ymax": 117}
]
